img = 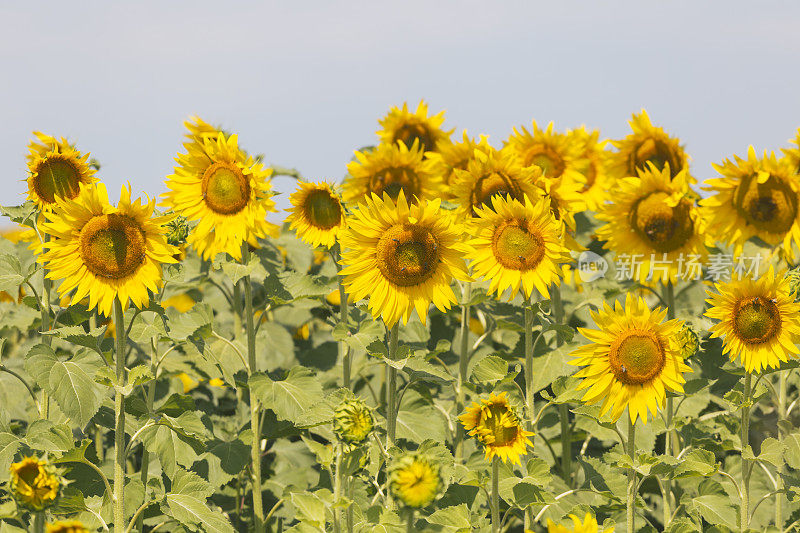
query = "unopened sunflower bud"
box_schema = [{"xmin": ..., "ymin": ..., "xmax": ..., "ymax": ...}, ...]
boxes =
[
  {"xmin": 10, "ymin": 456, "xmax": 60, "ymax": 511},
  {"xmin": 165, "ymin": 214, "xmax": 189, "ymax": 246},
  {"xmin": 389, "ymin": 453, "xmax": 440, "ymax": 508},
  {"xmin": 333, "ymin": 397, "xmax": 374, "ymax": 444},
  {"xmin": 786, "ymin": 267, "xmax": 800, "ymax": 298},
  {"xmin": 677, "ymin": 323, "xmax": 699, "ymax": 360}
]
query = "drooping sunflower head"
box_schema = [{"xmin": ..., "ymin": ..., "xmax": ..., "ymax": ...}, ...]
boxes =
[
  {"xmin": 467, "ymin": 194, "xmax": 570, "ymax": 301},
  {"xmin": 377, "ymin": 100, "xmax": 452, "ymax": 153},
  {"xmin": 705, "ymin": 267, "xmax": 800, "ymax": 373},
  {"xmin": 570, "ymin": 293, "xmax": 692, "ymax": 424},
  {"xmin": 344, "ymin": 141, "xmax": 443, "ymax": 204},
  {"xmin": 163, "ymin": 130, "xmax": 278, "ymax": 261},
  {"xmin": 505, "ymin": 120, "xmax": 586, "ymax": 188},
  {"xmin": 333, "ymin": 397, "xmax": 374, "ymax": 444},
  {"xmin": 451, "ymin": 146, "xmax": 541, "ymax": 219},
  {"xmin": 610, "ymin": 109, "xmax": 691, "ymax": 182},
  {"xmin": 183, "ymin": 116, "xmax": 223, "ymax": 145},
  {"xmin": 39, "ymin": 183, "xmax": 178, "ymax": 317},
  {"xmin": 427, "ymin": 131, "xmax": 492, "ymax": 192},
  {"xmin": 596, "ymin": 163, "xmax": 707, "ymax": 284},
  {"xmin": 10, "ymin": 456, "xmax": 60, "ymax": 511},
  {"xmin": 25, "ymin": 132, "xmax": 97, "ymax": 211},
  {"xmin": 286, "ymin": 181, "xmax": 346, "ymax": 249},
  {"xmin": 701, "ymin": 147, "xmax": 800, "ymax": 256},
  {"xmin": 458, "ymin": 391, "xmax": 533, "ymax": 464},
  {"xmin": 388, "ymin": 453, "xmax": 441, "ymax": 508},
  {"xmin": 533, "ymin": 172, "xmax": 587, "ymax": 237},
  {"xmin": 46, "ymin": 521, "xmax": 90, "ymax": 533},
  {"xmin": 545, "ymin": 513, "xmax": 615, "ymax": 533},
  {"xmin": 566, "ymin": 126, "xmax": 611, "ymax": 211},
  {"xmin": 338, "ymin": 191, "xmax": 469, "ymax": 326}
]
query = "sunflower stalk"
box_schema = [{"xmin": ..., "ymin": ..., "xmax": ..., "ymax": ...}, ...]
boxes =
[
  {"xmin": 333, "ymin": 248, "xmax": 351, "ymax": 389},
  {"xmin": 663, "ymin": 280, "xmax": 677, "ymax": 528},
  {"xmin": 32, "ymin": 511, "xmax": 44, "ymax": 533},
  {"xmin": 491, "ymin": 456, "xmax": 500, "ymax": 533},
  {"xmin": 776, "ymin": 370, "xmax": 787, "ymax": 531},
  {"xmin": 741, "ymin": 372, "xmax": 752, "ymax": 533},
  {"xmin": 333, "ymin": 443, "xmax": 342, "ymax": 533},
  {"xmin": 523, "ymin": 297, "xmax": 536, "ymax": 531},
  {"xmin": 626, "ymin": 416, "xmax": 636, "ymax": 533},
  {"xmin": 40, "ymin": 232, "xmax": 52, "ymax": 419},
  {"xmin": 552, "ymin": 284, "xmax": 572, "ymax": 487},
  {"xmin": 136, "ymin": 336, "xmax": 159, "ymax": 533},
  {"xmin": 386, "ymin": 323, "xmax": 400, "ymax": 447},
  {"xmin": 455, "ymin": 281, "xmax": 471, "ymax": 462},
  {"xmin": 113, "ymin": 298, "xmax": 127, "ymax": 533}
]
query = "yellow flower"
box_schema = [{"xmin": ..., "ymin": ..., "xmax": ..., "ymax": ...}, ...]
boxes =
[
  {"xmin": 705, "ymin": 268, "xmax": 800, "ymax": 373},
  {"xmin": 569, "ymin": 293, "xmax": 692, "ymax": 424},
  {"xmin": 781, "ymin": 127, "xmax": 800, "ymax": 173},
  {"xmin": 326, "ymin": 289, "xmax": 342, "ymax": 306},
  {"xmin": 163, "ymin": 127, "xmax": 278, "ymax": 261},
  {"xmin": 701, "ymin": 147, "xmax": 800, "ymax": 257},
  {"xmin": 286, "ymin": 182, "xmax": 346, "ymax": 248},
  {"xmin": 343, "ymin": 141, "xmax": 443, "ymax": 204},
  {"xmin": 451, "ymin": 146, "xmax": 541, "ymax": 219},
  {"xmin": 10, "ymin": 456, "xmax": 60, "ymax": 510},
  {"xmin": 545, "ymin": 513, "xmax": 615, "ymax": 533},
  {"xmin": 596, "ymin": 164, "xmax": 708, "ymax": 284},
  {"xmin": 338, "ymin": 191, "xmax": 469, "ymax": 327},
  {"xmin": 38, "ymin": 183, "xmax": 178, "ymax": 317},
  {"xmin": 183, "ymin": 116, "xmax": 223, "ymax": 145},
  {"xmin": 610, "ymin": 109, "xmax": 692, "ymax": 182},
  {"xmin": 467, "ymin": 194, "xmax": 570, "ymax": 301},
  {"xmin": 46, "ymin": 521, "xmax": 90, "ymax": 533},
  {"xmin": 333, "ymin": 397, "xmax": 374, "ymax": 444},
  {"xmin": 25, "ymin": 132, "xmax": 97, "ymax": 211},
  {"xmin": 389, "ymin": 454, "xmax": 440, "ymax": 508},
  {"xmin": 427, "ymin": 131, "xmax": 492, "ymax": 191},
  {"xmin": 377, "ymin": 100, "xmax": 452, "ymax": 153},
  {"xmin": 177, "ymin": 373, "xmax": 200, "ymax": 393},
  {"xmin": 459, "ymin": 392, "xmax": 533, "ymax": 464},
  {"xmin": 505, "ymin": 120, "xmax": 586, "ymax": 187},
  {"xmin": 567, "ymin": 126, "xmax": 611, "ymax": 211},
  {"xmin": 162, "ymin": 293, "xmax": 196, "ymax": 313},
  {"xmin": 294, "ymin": 322, "xmax": 311, "ymax": 340}
]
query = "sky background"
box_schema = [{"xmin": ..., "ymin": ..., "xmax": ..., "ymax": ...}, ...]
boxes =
[{"xmin": 2, "ymin": 1, "xmax": 800, "ymax": 224}]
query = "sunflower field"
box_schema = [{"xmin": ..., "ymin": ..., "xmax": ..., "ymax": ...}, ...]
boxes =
[{"xmin": 3, "ymin": 103, "xmax": 800, "ymax": 533}]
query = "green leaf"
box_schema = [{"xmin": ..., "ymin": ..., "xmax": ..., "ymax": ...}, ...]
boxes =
[
  {"xmin": 785, "ymin": 430, "xmax": 800, "ymax": 470},
  {"xmin": 163, "ymin": 468, "xmax": 233, "ymax": 533},
  {"xmin": 24, "ymin": 420, "xmax": 73, "ymax": 452},
  {"xmin": 471, "ymin": 355, "xmax": 508, "ymax": 384},
  {"xmin": 673, "ymin": 448, "xmax": 718, "ymax": 478},
  {"xmin": 250, "ymin": 367, "xmax": 324, "ymax": 424},
  {"xmin": 167, "ymin": 303, "xmax": 213, "ymax": 341},
  {"xmin": 425, "ymin": 503, "xmax": 471, "ymax": 530},
  {"xmin": 290, "ymin": 491, "xmax": 328, "ymax": 528},
  {"xmin": 755, "ymin": 437, "xmax": 784, "ymax": 469},
  {"xmin": 690, "ymin": 494, "xmax": 738, "ymax": 529},
  {"xmin": 531, "ymin": 344, "xmax": 575, "ymax": 394},
  {"xmin": 140, "ymin": 413, "xmax": 206, "ymax": 478},
  {"xmin": 0, "ymin": 202, "xmax": 36, "ymax": 227},
  {"xmin": 215, "ymin": 254, "xmax": 267, "ymax": 284},
  {"xmin": 395, "ymin": 404, "xmax": 446, "ymax": 444},
  {"xmin": 0, "ymin": 254, "xmax": 25, "ymax": 294},
  {"xmin": 42, "ymin": 325, "xmax": 107, "ymax": 353},
  {"xmin": 0, "ymin": 432, "xmax": 20, "ymax": 483}
]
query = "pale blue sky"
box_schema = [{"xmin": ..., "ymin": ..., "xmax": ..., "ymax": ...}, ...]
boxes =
[{"xmin": 3, "ymin": 1, "xmax": 800, "ymax": 221}]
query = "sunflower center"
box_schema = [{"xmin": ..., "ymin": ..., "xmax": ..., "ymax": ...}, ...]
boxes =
[
  {"xmin": 526, "ymin": 147, "xmax": 566, "ymax": 179},
  {"xmin": 492, "ymin": 220, "xmax": 545, "ymax": 271},
  {"xmin": 609, "ymin": 331, "xmax": 665, "ymax": 385},
  {"xmin": 470, "ymin": 172, "xmax": 522, "ymax": 213},
  {"xmin": 734, "ymin": 174, "xmax": 797, "ymax": 234},
  {"xmin": 482, "ymin": 404, "xmax": 519, "ymax": 446},
  {"xmin": 631, "ymin": 138, "xmax": 680, "ymax": 178},
  {"xmin": 370, "ymin": 166, "xmax": 421, "ymax": 200},
  {"xmin": 16, "ymin": 463, "xmax": 40, "ymax": 486},
  {"xmin": 630, "ymin": 191, "xmax": 694, "ymax": 252},
  {"xmin": 376, "ymin": 224, "xmax": 440, "ymax": 287},
  {"xmin": 80, "ymin": 214, "xmax": 146, "ymax": 280},
  {"xmin": 395, "ymin": 124, "xmax": 435, "ymax": 152},
  {"xmin": 303, "ymin": 189, "xmax": 342, "ymax": 230},
  {"xmin": 201, "ymin": 162, "xmax": 250, "ymax": 215},
  {"xmin": 733, "ymin": 296, "xmax": 781, "ymax": 344},
  {"xmin": 33, "ymin": 156, "xmax": 82, "ymax": 204}
]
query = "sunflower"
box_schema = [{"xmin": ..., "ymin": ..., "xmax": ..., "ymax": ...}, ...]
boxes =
[
  {"xmin": 545, "ymin": 513, "xmax": 615, "ymax": 533},
  {"xmin": 781, "ymin": 127, "xmax": 800, "ymax": 173},
  {"xmin": 286, "ymin": 181, "xmax": 346, "ymax": 248},
  {"xmin": 534, "ymin": 171, "xmax": 587, "ymax": 237},
  {"xmin": 596, "ymin": 164, "xmax": 707, "ymax": 284},
  {"xmin": 567, "ymin": 126, "xmax": 611, "ymax": 211},
  {"xmin": 427, "ymin": 131, "xmax": 492, "ymax": 191},
  {"xmin": 505, "ymin": 120, "xmax": 586, "ymax": 188},
  {"xmin": 163, "ymin": 130, "xmax": 278, "ymax": 261},
  {"xmin": 46, "ymin": 521, "xmax": 90, "ymax": 533},
  {"xmin": 183, "ymin": 116, "xmax": 222, "ymax": 145},
  {"xmin": 610, "ymin": 109, "xmax": 692, "ymax": 182},
  {"xmin": 705, "ymin": 268, "xmax": 800, "ymax": 373},
  {"xmin": 388, "ymin": 454, "xmax": 441, "ymax": 508},
  {"xmin": 467, "ymin": 194, "xmax": 570, "ymax": 301},
  {"xmin": 25, "ymin": 131, "xmax": 97, "ymax": 211},
  {"xmin": 343, "ymin": 141, "xmax": 443, "ymax": 204},
  {"xmin": 38, "ymin": 183, "xmax": 178, "ymax": 317},
  {"xmin": 377, "ymin": 100, "xmax": 452, "ymax": 153},
  {"xmin": 451, "ymin": 146, "xmax": 541, "ymax": 219},
  {"xmin": 333, "ymin": 397, "xmax": 374, "ymax": 444},
  {"xmin": 701, "ymin": 147, "xmax": 800, "ymax": 257},
  {"xmin": 10, "ymin": 456, "xmax": 60, "ymax": 510},
  {"xmin": 569, "ymin": 293, "xmax": 691, "ymax": 424},
  {"xmin": 459, "ymin": 392, "xmax": 533, "ymax": 464}
]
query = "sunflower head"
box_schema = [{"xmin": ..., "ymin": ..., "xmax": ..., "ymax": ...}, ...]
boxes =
[
  {"xmin": 566, "ymin": 126, "xmax": 611, "ymax": 211},
  {"xmin": 506, "ymin": 121, "xmax": 586, "ymax": 187},
  {"xmin": 286, "ymin": 182, "xmax": 346, "ymax": 249},
  {"xmin": 705, "ymin": 268, "xmax": 800, "ymax": 373},
  {"xmin": 570, "ymin": 293, "xmax": 692, "ymax": 424},
  {"xmin": 377, "ymin": 101, "xmax": 452, "ymax": 153},
  {"xmin": 781, "ymin": 127, "xmax": 800, "ymax": 174},
  {"xmin": 458, "ymin": 392, "xmax": 533, "ymax": 464},
  {"xmin": 427, "ymin": 131, "xmax": 492, "ymax": 193},
  {"xmin": 46, "ymin": 521, "xmax": 90, "ymax": 533},
  {"xmin": 546, "ymin": 513, "xmax": 615, "ymax": 533},
  {"xmin": 183, "ymin": 116, "xmax": 223, "ymax": 145},
  {"xmin": 610, "ymin": 110, "xmax": 691, "ymax": 182},
  {"xmin": 388, "ymin": 453, "xmax": 441, "ymax": 508},
  {"xmin": 10, "ymin": 456, "xmax": 60, "ymax": 511},
  {"xmin": 338, "ymin": 191, "xmax": 469, "ymax": 326},
  {"xmin": 677, "ymin": 324, "xmax": 700, "ymax": 360},
  {"xmin": 25, "ymin": 132, "xmax": 97, "ymax": 211},
  {"xmin": 333, "ymin": 397, "xmax": 374, "ymax": 444}
]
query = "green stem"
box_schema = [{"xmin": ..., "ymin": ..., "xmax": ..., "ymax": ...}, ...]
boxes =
[
  {"xmin": 491, "ymin": 456, "xmax": 500, "ymax": 533},
  {"xmin": 113, "ymin": 298, "xmax": 127, "ymax": 533},
  {"xmin": 137, "ymin": 338, "xmax": 159, "ymax": 533},
  {"xmin": 523, "ymin": 298, "xmax": 535, "ymax": 531},
  {"xmin": 741, "ymin": 372, "xmax": 752, "ymax": 533},
  {"xmin": 41, "ymin": 239, "xmax": 52, "ymax": 419},
  {"xmin": 406, "ymin": 510, "xmax": 415, "ymax": 533},
  {"xmin": 627, "ymin": 416, "xmax": 636, "ymax": 533},
  {"xmin": 242, "ymin": 245, "xmax": 265, "ymax": 533},
  {"xmin": 33, "ymin": 512, "xmax": 44, "ymax": 533},
  {"xmin": 663, "ymin": 280, "xmax": 676, "ymax": 528},
  {"xmin": 386, "ymin": 323, "xmax": 400, "ymax": 447},
  {"xmin": 552, "ymin": 284, "xmax": 571, "ymax": 487},
  {"xmin": 335, "ymin": 252, "xmax": 351, "ymax": 389},
  {"xmin": 777, "ymin": 370, "xmax": 787, "ymax": 531},
  {"xmin": 333, "ymin": 443, "xmax": 342, "ymax": 533},
  {"xmin": 233, "ymin": 283, "xmax": 243, "ymax": 339},
  {"xmin": 455, "ymin": 282, "xmax": 471, "ymax": 462}
]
